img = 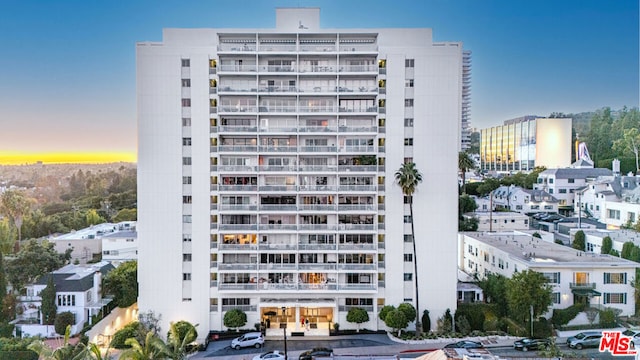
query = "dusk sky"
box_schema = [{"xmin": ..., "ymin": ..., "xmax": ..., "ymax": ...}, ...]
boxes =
[{"xmin": 0, "ymin": 0, "xmax": 638, "ymax": 164}]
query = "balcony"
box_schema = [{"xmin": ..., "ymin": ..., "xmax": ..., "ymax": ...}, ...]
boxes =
[
  {"xmin": 217, "ymin": 87, "xmax": 257, "ymax": 93},
  {"xmin": 257, "ymin": 44, "xmax": 297, "ymax": 52},
  {"xmin": 259, "ymin": 224, "xmax": 297, "ymax": 231},
  {"xmin": 218, "ymin": 283, "xmax": 259, "ymax": 290},
  {"xmin": 258, "ymin": 105, "xmax": 297, "ymax": 113},
  {"xmin": 298, "ymin": 224, "xmax": 337, "ymax": 231},
  {"xmin": 259, "ymin": 126, "xmax": 298, "ymax": 133},
  {"xmin": 338, "ymin": 243, "xmax": 376, "ymax": 251},
  {"xmin": 299, "ymin": 165, "xmax": 337, "ymax": 172},
  {"xmin": 258, "ymin": 86, "xmax": 297, "ymax": 93},
  {"xmin": 338, "ymin": 44, "xmax": 377, "ymax": 52},
  {"xmin": 337, "ymin": 185, "xmax": 376, "ymax": 192},
  {"xmin": 298, "ymin": 105, "xmax": 337, "ymax": 113},
  {"xmin": 298, "ymin": 146, "xmax": 337, "ymax": 153},
  {"xmin": 218, "ymin": 185, "xmax": 257, "ymax": 192},
  {"xmin": 218, "ymin": 145, "xmax": 258, "ymax": 152},
  {"xmin": 338, "ymin": 126, "xmax": 377, "ymax": 133},
  {"xmin": 298, "ymin": 65, "xmax": 337, "ymax": 73},
  {"xmin": 218, "ymin": 243, "xmax": 257, "ymax": 251},
  {"xmin": 337, "ymin": 283, "xmax": 376, "ymax": 290},
  {"xmin": 338, "ymin": 263, "xmax": 376, "ymax": 271},
  {"xmin": 298, "ymin": 204, "xmax": 337, "ymax": 211},
  {"xmin": 570, "ymin": 282, "xmax": 596, "ymax": 290},
  {"xmin": 338, "ymin": 107, "xmax": 378, "ymax": 113},
  {"xmin": 258, "ymin": 145, "xmax": 297, "ymax": 153},
  {"xmin": 258, "ymin": 185, "xmax": 297, "ymax": 192},
  {"xmin": 298, "ymin": 243, "xmax": 337, "ymax": 251},
  {"xmin": 298, "ymin": 185, "xmax": 337, "ymax": 192},
  {"xmin": 338, "ymin": 165, "xmax": 378, "ymax": 172},
  {"xmin": 299, "ymin": 86, "xmax": 336, "ymax": 93},
  {"xmin": 218, "ymin": 224, "xmax": 257, "ymax": 231},
  {"xmin": 337, "ymin": 204, "xmax": 376, "ymax": 212},
  {"xmin": 259, "ymin": 243, "xmax": 297, "ymax": 251},
  {"xmin": 218, "ymin": 126, "xmax": 257, "ymax": 133},
  {"xmin": 298, "ymin": 283, "xmax": 338, "ymax": 290},
  {"xmin": 259, "ymin": 204, "xmax": 297, "ymax": 211},
  {"xmin": 218, "ymin": 263, "xmax": 257, "ymax": 270},
  {"xmin": 258, "ymin": 263, "xmax": 297, "ymax": 270},
  {"xmin": 217, "ymin": 43, "xmax": 257, "ymax": 52},
  {"xmin": 298, "ymin": 263, "xmax": 337, "ymax": 271},
  {"xmin": 218, "ymin": 106, "xmax": 258, "ymax": 113},
  {"xmin": 219, "ymin": 204, "xmax": 258, "ymax": 211},
  {"xmin": 339, "ymin": 146, "xmax": 376, "ymax": 153},
  {"xmin": 258, "ymin": 165, "xmax": 298, "ymax": 172},
  {"xmin": 218, "ymin": 64, "xmax": 258, "ymax": 72},
  {"xmin": 258, "ymin": 65, "xmax": 296, "ymax": 72},
  {"xmin": 299, "ymin": 44, "xmax": 336, "ymax": 53},
  {"xmin": 338, "ymin": 224, "xmax": 375, "ymax": 231},
  {"xmin": 299, "ymin": 126, "xmax": 337, "ymax": 133},
  {"xmin": 338, "ymin": 64, "xmax": 378, "ymax": 72}
]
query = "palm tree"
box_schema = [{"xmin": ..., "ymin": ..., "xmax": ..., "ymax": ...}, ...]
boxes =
[
  {"xmin": 458, "ymin": 152, "xmax": 475, "ymax": 194},
  {"xmin": 0, "ymin": 189, "xmax": 32, "ymax": 251},
  {"xmin": 394, "ymin": 162, "xmax": 423, "ymax": 335},
  {"xmin": 119, "ymin": 331, "xmax": 167, "ymax": 360},
  {"xmin": 27, "ymin": 325, "xmax": 89, "ymax": 360},
  {"xmin": 161, "ymin": 321, "xmax": 198, "ymax": 360}
]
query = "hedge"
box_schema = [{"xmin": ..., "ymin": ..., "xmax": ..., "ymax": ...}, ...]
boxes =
[{"xmin": 0, "ymin": 351, "xmax": 38, "ymax": 360}]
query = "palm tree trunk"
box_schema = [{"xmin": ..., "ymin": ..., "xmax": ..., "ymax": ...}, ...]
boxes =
[
  {"xmin": 410, "ymin": 197, "xmax": 422, "ymax": 335},
  {"xmin": 461, "ymin": 170, "xmax": 466, "ymax": 194}
]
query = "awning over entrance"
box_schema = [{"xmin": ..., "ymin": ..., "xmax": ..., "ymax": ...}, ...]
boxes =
[{"xmin": 572, "ymin": 289, "xmax": 602, "ymax": 297}]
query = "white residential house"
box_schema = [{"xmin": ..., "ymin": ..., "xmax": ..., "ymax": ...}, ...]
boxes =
[
  {"xmin": 576, "ymin": 176, "xmax": 640, "ymax": 229},
  {"xmin": 49, "ymin": 222, "xmax": 137, "ymax": 264},
  {"xmin": 101, "ymin": 224, "xmax": 138, "ymax": 265},
  {"xmin": 491, "ymin": 185, "xmax": 559, "ymax": 214},
  {"xmin": 535, "ymin": 167, "xmax": 612, "ymax": 213},
  {"xmin": 463, "ymin": 211, "xmax": 530, "ymax": 232},
  {"xmin": 18, "ymin": 261, "xmax": 115, "ymax": 337},
  {"xmin": 580, "ymin": 229, "xmax": 640, "ymax": 254},
  {"xmin": 459, "ymin": 231, "xmax": 639, "ymax": 316}
]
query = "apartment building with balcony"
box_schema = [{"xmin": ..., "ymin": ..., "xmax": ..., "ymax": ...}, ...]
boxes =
[
  {"xmin": 137, "ymin": 8, "xmax": 462, "ymax": 340},
  {"xmin": 459, "ymin": 231, "xmax": 639, "ymax": 315}
]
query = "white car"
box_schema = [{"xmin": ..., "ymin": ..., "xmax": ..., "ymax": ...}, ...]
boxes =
[
  {"xmin": 231, "ymin": 332, "xmax": 264, "ymax": 349},
  {"xmin": 252, "ymin": 350, "xmax": 285, "ymax": 360}
]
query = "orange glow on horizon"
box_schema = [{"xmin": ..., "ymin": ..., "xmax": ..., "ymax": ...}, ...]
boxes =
[{"xmin": 0, "ymin": 151, "xmax": 137, "ymax": 165}]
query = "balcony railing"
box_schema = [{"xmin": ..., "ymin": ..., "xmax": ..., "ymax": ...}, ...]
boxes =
[
  {"xmin": 258, "ymin": 185, "xmax": 297, "ymax": 192},
  {"xmin": 339, "ymin": 146, "xmax": 376, "ymax": 153},
  {"xmin": 218, "ymin": 145, "xmax": 258, "ymax": 152},
  {"xmin": 339, "ymin": 64, "xmax": 378, "ymax": 72},
  {"xmin": 218, "ymin": 263, "xmax": 258, "ymax": 270},
  {"xmin": 299, "ymin": 165, "xmax": 337, "ymax": 172},
  {"xmin": 258, "ymin": 145, "xmax": 298, "ymax": 152},
  {"xmin": 218, "ymin": 126, "xmax": 257, "ymax": 133},
  {"xmin": 218, "ymin": 185, "xmax": 258, "ymax": 191},
  {"xmin": 259, "ymin": 243, "xmax": 297, "ymax": 251},
  {"xmin": 298, "ymin": 185, "xmax": 338, "ymax": 191},
  {"xmin": 218, "ymin": 105, "xmax": 258, "ymax": 113},
  {"xmin": 338, "ymin": 263, "xmax": 376, "ymax": 270},
  {"xmin": 218, "ymin": 243, "xmax": 258, "ymax": 250},
  {"xmin": 298, "ymin": 146, "xmax": 337, "ymax": 153},
  {"xmin": 338, "ymin": 243, "xmax": 376, "ymax": 251},
  {"xmin": 258, "ymin": 65, "xmax": 296, "ymax": 72},
  {"xmin": 337, "ymin": 185, "xmax": 376, "ymax": 191},
  {"xmin": 299, "ymin": 126, "xmax": 337, "ymax": 133},
  {"xmin": 259, "ymin": 224, "xmax": 298, "ymax": 231},
  {"xmin": 338, "ymin": 283, "xmax": 376, "ymax": 290},
  {"xmin": 298, "ymin": 65, "xmax": 337, "ymax": 72},
  {"xmin": 259, "ymin": 204, "xmax": 297, "ymax": 211},
  {"xmin": 298, "ymin": 224, "xmax": 337, "ymax": 231},
  {"xmin": 298, "ymin": 204, "xmax": 337, "ymax": 211},
  {"xmin": 219, "ymin": 204, "xmax": 258, "ymax": 211},
  {"xmin": 218, "ymin": 224, "xmax": 258, "ymax": 231},
  {"xmin": 258, "ymin": 263, "xmax": 297, "ymax": 270},
  {"xmin": 298, "ymin": 263, "xmax": 337, "ymax": 270},
  {"xmin": 338, "ymin": 126, "xmax": 377, "ymax": 133},
  {"xmin": 338, "ymin": 165, "xmax": 378, "ymax": 172},
  {"xmin": 221, "ymin": 305, "xmax": 257, "ymax": 312},
  {"xmin": 258, "ymin": 86, "xmax": 297, "ymax": 93},
  {"xmin": 298, "ymin": 243, "xmax": 338, "ymax": 251},
  {"xmin": 338, "ymin": 204, "xmax": 376, "ymax": 211},
  {"xmin": 218, "ymin": 64, "xmax": 257, "ymax": 72},
  {"xmin": 298, "ymin": 106, "xmax": 337, "ymax": 113},
  {"xmin": 570, "ymin": 282, "xmax": 596, "ymax": 289},
  {"xmin": 258, "ymin": 105, "xmax": 297, "ymax": 113},
  {"xmin": 338, "ymin": 224, "xmax": 376, "ymax": 231},
  {"xmin": 218, "ymin": 283, "xmax": 258, "ymax": 290},
  {"xmin": 217, "ymin": 87, "xmax": 257, "ymax": 93},
  {"xmin": 258, "ymin": 165, "xmax": 298, "ymax": 172},
  {"xmin": 217, "ymin": 44, "xmax": 257, "ymax": 52}
]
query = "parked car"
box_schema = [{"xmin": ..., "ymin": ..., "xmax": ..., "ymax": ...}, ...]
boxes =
[
  {"xmin": 231, "ymin": 332, "xmax": 264, "ymax": 349},
  {"xmin": 513, "ymin": 338, "xmax": 551, "ymax": 351},
  {"xmin": 443, "ymin": 340, "xmax": 484, "ymax": 349},
  {"xmin": 253, "ymin": 350, "xmax": 285, "ymax": 360},
  {"xmin": 623, "ymin": 329, "xmax": 640, "ymax": 346},
  {"xmin": 299, "ymin": 347, "xmax": 333, "ymax": 360},
  {"xmin": 567, "ymin": 331, "xmax": 602, "ymax": 349}
]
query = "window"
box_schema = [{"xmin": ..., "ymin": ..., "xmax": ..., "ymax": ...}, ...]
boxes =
[
  {"xmin": 404, "ymin": 254, "xmax": 413, "ymax": 262},
  {"xmin": 516, "ymin": 205, "xmax": 523, "ymax": 210},
  {"xmin": 405, "ymin": 79, "xmax": 414, "ymax": 87},
  {"xmin": 182, "ymin": 137, "xmax": 192, "ymax": 146},
  {"xmin": 404, "ymin": 215, "xmax": 412, "ymax": 223},
  {"xmin": 183, "ymin": 235, "xmax": 192, "ymax": 242},
  {"xmin": 549, "ymin": 178, "xmax": 554, "ymax": 184},
  {"xmin": 181, "ymin": 59, "xmax": 190, "ymax": 67},
  {"xmin": 498, "ymin": 258, "xmax": 504, "ymax": 269},
  {"xmin": 181, "ymin": 79, "xmax": 191, "ymax": 87},
  {"xmin": 568, "ymin": 178, "xmax": 575, "ymax": 183},
  {"xmin": 182, "ymin": 157, "xmax": 192, "ymax": 165},
  {"xmin": 404, "ymin": 138, "xmax": 413, "ymax": 146},
  {"xmin": 604, "ymin": 273, "xmax": 627, "ymax": 284},
  {"xmin": 559, "ymin": 189, "xmax": 567, "ymax": 194},
  {"xmin": 404, "ymin": 235, "xmax": 412, "ymax": 242},
  {"xmin": 552, "ymin": 292, "xmax": 561, "ymax": 304},
  {"xmin": 182, "ymin": 118, "xmax": 191, "ymax": 126},
  {"xmin": 530, "ymin": 205, "xmax": 540, "ymax": 210},
  {"xmin": 468, "ymin": 244, "xmax": 473, "ymax": 254},
  {"xmin": 404, "ymin": 273, "xmax": 413, "ymax": 281},
  {"xmin": 543, "ymin": 272, "xmax": 561, "ymax": 284},
  {"xmin": 604, "ymin": 293, "xmax": 626, "ymax": 304},
  {"xmin": 183, "ymin": 176, "xmax": 192, "ymax": 184},
  {"xmin": 548, "ymin": 189, "xmax": 553, "ymax": 194},
  {"xmin": 57, "ymin": 294, "xmax": 76, "ymax": 307},
  {"xmin": 404, "ymin": 99, "xmax": 414, "ymax": 107},
  {"xmin": 183, "ymin": 254, "xmax": 192, "ymax": 262},
  {"xmin": 608, "ymin": 209, "xmax": 621, "ymax": 220},
  {"xmin": 182, "ymin": 215, "xmax": 192, "ymax": 223},
  {"xmin": 183, "ymin": 273, "xmax": 192, "ymax": 281},
  {"xmin": 183, "ymin": 196, "xmax": 192, "ymax": 204},
  {"xmin": 544, "ymin": 205, "xmax": 553, "ymax": 210},
  {"xmin": 404, "ymin": 118, "xmax": 414, "ymax": 127},
  {"xmin": 405, "ymin": 59, "xmax": 414, "ymax": 67},
  {"xmin": 404, "ymin": 157, "xmax": 413, "ymax": 163},
  {"xmin": 181, "ymin": 99, "xmax": 191, "ymax": 107}
]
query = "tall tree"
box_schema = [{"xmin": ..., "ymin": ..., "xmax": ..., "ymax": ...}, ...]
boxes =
[
  {"xmin": 103, "ymin": 260, "xmax": 138, "ymax": 308},
  {"xmin": 477, "ymin": 273, "xmax": 509, "ymax": 316},
  {"xmin": 613, "ymin": 128, "xmax": 640, "ymax": 174},
  {"xmin": 573, "ymin": 230, "xmax": 586, "ymax": 251},
  {"xmin": 6, "ymin": 239, "xmax": 63, "ymax": 293},
  {"xmin": 0, "ymin": 189, "xmax": 33, "ymax": 249},
  {"xmin": 0, "ymin": 252, "xmax": 6, "ymax": 323},
  {"xmin": 458, "ymin": 152, "xmax": 475, "ymax": 194},
  {"xmin": 506, "ymin": 270, "xmax": 553, "ymax": 328},
  {"xmin": 601, "ymin": 236, "xmax": 613, "ymax": 255},
  {"xmin": 394, "ymin": 162, "xmax": 423, "ymax": 335},
  {"xmin": 41, "ymin": 276, "xmax": 57, "ymax": 325},
  {"xmin": 162, "ymin": 321, "xmax": 198, "ymax": 360}
]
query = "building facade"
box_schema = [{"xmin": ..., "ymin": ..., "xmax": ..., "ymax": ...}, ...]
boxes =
[
  {"xmin": 459, "ymin": 231, "xmax": 639, "ymax": 316},
  {"xmin": 535, "ymin": 167, "xmax": 612, "ymax": 212},
  {"xmin": 480, "ymin": 117, "xmax": 572, "ymax": 172},
  {"xmin": 491, "ymin": 185, "xmax": 559, "ymax": 214},
  {"xmin": 137, "ymin": 8, "xmax": 461, "ymax": 339}
]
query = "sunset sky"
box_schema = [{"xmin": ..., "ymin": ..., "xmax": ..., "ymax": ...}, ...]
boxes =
[{"xmin": 0, "ymin": 0, "xmax": 637, "ymax": 164}]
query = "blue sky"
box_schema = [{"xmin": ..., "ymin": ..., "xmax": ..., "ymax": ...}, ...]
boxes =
[{"xmin": 0, "ymin": 0, "xmax": 637, "ymax": 158}]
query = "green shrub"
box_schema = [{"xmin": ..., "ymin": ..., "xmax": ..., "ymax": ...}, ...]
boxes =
[
  {"xmin": 533, "ymin": 317, "xmax": 553, "ymax": 338},
  {"xmin": 551, "ymin": 303, "xmax": 585, "ymax": 327},
  {"xmin": 455, "ymin": 304, "xmax": 487, "ymax": 331},
  {"xmin": 110, "ymin": 321, "xmax": 141, "ymax": 349},
  {"xmin": 0, "ymin": 351, "xmax": 38, "ymax": 360},
  {"xmin": 54, "ymin": 311, "xmax": 75, "ymax": 335},
  {"xmin": 599, "ymin": 308, "xmax": 617, "ymax": 328}
]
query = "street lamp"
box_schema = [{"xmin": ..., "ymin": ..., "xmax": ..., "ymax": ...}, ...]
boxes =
[{"xmin": 281, "ymin": 306, "xmax": 288, "ymax": 360}]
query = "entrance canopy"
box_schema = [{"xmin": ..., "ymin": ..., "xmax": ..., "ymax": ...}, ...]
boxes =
[{"xmin": 572, "ymin": 289, "xmax": 602, "ymax": 297}]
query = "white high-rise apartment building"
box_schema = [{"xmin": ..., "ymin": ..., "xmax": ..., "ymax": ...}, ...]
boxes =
[{"xmin": 137, "ymin": 8, "xmax": 462, "ymax": 340}]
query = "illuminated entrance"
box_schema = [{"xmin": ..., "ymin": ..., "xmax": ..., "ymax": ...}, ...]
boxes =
[{"xmin": 260, "ymin": 298, "xmax": 335, "ymax": 336}]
